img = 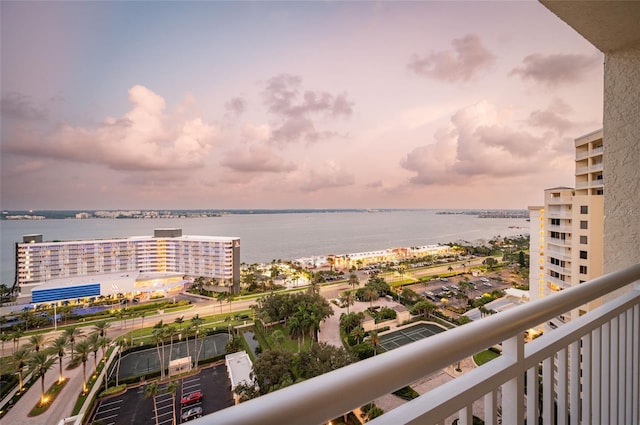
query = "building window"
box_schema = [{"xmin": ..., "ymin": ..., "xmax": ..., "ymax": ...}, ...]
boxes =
[
  {"xmin": 580, "ymin": 220, "xmax": 588, "ymax": 229},
  {"xmin": 580, "ymin": 250, "xmax": 588, "ymax": 259},
  {"xmin": 580, "ymin": 205, "xmax": 588, "ymax": 214},
  {"xmin": 551, "ymin": 218, "xmax": 561, "ymax": 226},
  {"xmin": 580, "ymin": 265, "xmax": 588, "ymax": 274},
  {"xmin": 580, "ymin": 235, "xmax": 588, "ymax": 244}
]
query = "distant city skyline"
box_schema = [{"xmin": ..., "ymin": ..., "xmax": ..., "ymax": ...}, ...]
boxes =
[{"xmin": 1, "ymin": 1, "xmax": 603, "ymax": 210}]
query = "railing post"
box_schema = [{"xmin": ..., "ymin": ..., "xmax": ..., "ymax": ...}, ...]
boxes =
[
  {"xmin": 632, "ymin": 304, "xmax": 639, "ymax": 425},
  {"xmin": 592, "ymin": 327, "xmax": 601, "ymax": 423},
  {"xmin": 543, "ymin": 356, "xmax": 554, "ymax": 424},
  {"xmin": 557, "ymin": 347, "xmax": 568, "ymax": 425},
  {"xmin": 570, "ymin": 340, "xmax": 580, "ymax": 425},
  {"xmin": 581, "ymin": 333, "xmax": 592, "ymax": 425},
  {"xmin": 484, "ymin": 390, "xmax": 497, "ymax": 425},
  {"xmin": 501, "ymin": 334, "xmax": 524, "ymax": 425},
  {"xmin": 526, "ymin": 366, "xmax": 538, "ymax": 425}
]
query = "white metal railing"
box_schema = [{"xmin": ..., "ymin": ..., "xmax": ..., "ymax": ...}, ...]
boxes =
[{"xmin": 196, "ymin": 264, "xmax": 640, "ymax": 425}]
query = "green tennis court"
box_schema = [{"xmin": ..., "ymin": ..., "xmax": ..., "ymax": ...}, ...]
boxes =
[{"xmin": 379, "ymin": 322, "xmax": 447, "ymax": 352}]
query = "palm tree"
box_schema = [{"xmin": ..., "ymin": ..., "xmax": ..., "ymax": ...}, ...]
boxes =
[
  {"xmin": 166, "ymin": 381, "xmax": 179, "ymax": 425},
  {"xmin": 152, "ymin": 325, "xmax": 166, "ymax": 380},
  {"xmin": 49, "ymin": 335, "xmax": 68, "ymax": 383},
  {"xmin": 12, "ymin": 347, "xmax": 30, "ymax": 392},
  {"xmin": 216, "ymin": 292, "xmax": 227, "ymax": 315},
  {"xmin": 97, "ymin": 336, "xmax": 110, "ymax": 362},
  {"xmin": 0, "ymin": 332, "xmax": 8, "ymax": 357},
  {"xmin": 190, "ymin": 315, "xmax": 205, "ymax": 367},
  {"xmin": 93, "ymin": 320, "xmax": 111, "ymax": 339},
  {"xmin": 287, "ymin": 315, "xmax": 303, "ymax": 353},
  {"xmin": 369, "ymin": 330, "xmax": 380, "ymax": 355},
  {"xmin": 350, "ymin": 326, "xmax": 365, "ymax": 344},
  {"xmin": 87, "ymin": 333, "xmax": 100, "ymax": 373},
  {"xmin": 348, "ymin": 273, "xmax": 359, "ymax": 290},
  {"xmin": 28, "ymin": 350, "xmax": 55, "ymax": 405},
  {"xmin": 26, "ymin": 333, "xmax": 47, "ymax": 353},
  {"xmin": 165, "ymin": 325, "xmax": 176, "ymax": 364},
  {"xmin": 144, "ymin": 382, "xmax": 160, "ymax": 425},
  {"xmin": 227, "ymin": 293, "xmax": 235, "ymax": 313},
  {"xmin": 11, "ymin": 329, "xmax": 24, "ymax": 354},
  {"xmin": 342, "ymin": 291, "xmax": 355, "ymax": 314},
  {"xmin": 366, "ymin": 288, "xmax": 378, "ymax": 308},
  {"xmin": 74, "ymin": 340, "xmax": 91, "ymax": 393},
  {"xmin": 174, "ymin": 316, "xmax": 184, "ymax": 334},
  {"xmin": 115, "ymin": 338, "xmax": 126, "ymax": 387},
  {"xmin": 63, "ymin": 326, "xmax": 84, "ymax": 360}
]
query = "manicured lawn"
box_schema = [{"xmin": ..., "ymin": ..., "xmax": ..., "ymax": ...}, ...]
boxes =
[{"xmin": 473, "ymin": 349, "xmax": 500, "ymax": 365}]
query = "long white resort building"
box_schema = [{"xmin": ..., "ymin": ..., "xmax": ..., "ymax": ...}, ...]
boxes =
[{"xmin": 14, "ymin": 228, "xmax": 240, "ymax": 305}]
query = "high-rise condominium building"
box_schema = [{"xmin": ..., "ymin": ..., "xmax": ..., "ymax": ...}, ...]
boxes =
[
  {"xmin": 15, "ymin": 228, "xmax": 240, "ymax": 305},
  {"xmin": 529, "ymin": 129, "xmax": 604, "ymax": 329}
]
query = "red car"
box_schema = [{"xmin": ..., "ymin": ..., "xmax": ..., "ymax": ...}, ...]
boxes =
[{"xmin": 180, "ymin": 390, "xmax": 203, "ymax": 405}]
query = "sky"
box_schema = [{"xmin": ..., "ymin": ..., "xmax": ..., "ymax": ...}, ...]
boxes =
[{"xmin": 0, "ymin": 1, "xmax": 604, "ymax": 210}]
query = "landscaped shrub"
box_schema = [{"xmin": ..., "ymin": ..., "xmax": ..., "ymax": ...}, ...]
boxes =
[{"xmin": 392, "ymin": 385, "xmax": 419, "ymax": 401}]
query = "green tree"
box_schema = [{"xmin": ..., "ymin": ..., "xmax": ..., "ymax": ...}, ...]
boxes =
[
  {"xmin": 144, "ymin": 383, "xmax": 160, "ymax": 425},
  {"xmin": 49, "ymin": 335, "xmax": 68, "ymax": 383},
  {"xmin": 216, "ymin": 292, "xmax": 227, "ymax": 314},
  {"xmin": 366, "ymin": 287, "xmax": 378, "ymax": 308},
  {"xmin": 28, "ymin": 350, "xmax": 55, "ymax": 405},
  {"xmin": 12, "ymin": 347, "xmax": 30, "ymax": 392},
  {"xmin": 348, "ymin": 273, "xmax": 359, "ymax": 290},
  {"xmin": 369, "ymin": 331, "xmax": 380, "ymax": 355},
  {"xmin": 87, "ymin": 333, "xmax": 100, "ymax": 373},
  {"xmin": 350, "ymin": 326, "xmax": 366, "ymax": 345},
  {"xmin": 11, "ymin": 329, "xmax": 24, "ymax": 354},
  {"xmin": 74, "ymin": 340, "xmax": 91, "ymax": 393},
  {"xmin": 483, "ymin": 257, "xmax": 498, "ymax": 270},
  {"xmin": 411, "ymin": 301, "xmax": 437, "ymax": 320},
  {"xmin": 190, "ymin": 314, "xmax": 205, "ymax": 367},
  {"xmin": 93, "ymin": 320, "xmax": 111, "ymax": 339},
  {"xmin": 115, "ymin": 338, "xmax": 127, "ymax": 387},
  {"xmin": 166, "ymin": 381, "xmax": 179, "ymax": 425},
  {"xmin": 271, "ymin": 329, "xmax": 285, "ymax": 349},
  {"xmin": 295, "ymin": 342, "xmax": 354, "ymax": 379},
  {"xmin": 152, "ymin": 323, "xmax": 166, "ymax": 380},
  {"xmin": 342, "ymin": 291, "xmax": 355, "ymax": 314},
  {"xmin": 26, "ymin": 333, "xmax": 47, "ymax": 353},
  {"xmin": 63, "ymin": 326, "xmax": 84, "ymax": 360},
  {"xmin": 252, "ymin": 349, "xmax": 295, "ymax": 394}
]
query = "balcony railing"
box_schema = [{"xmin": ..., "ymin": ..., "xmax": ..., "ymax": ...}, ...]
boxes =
[{"xmin": 198, "ymin": 263, "xmax": 640, "ymax": 425}]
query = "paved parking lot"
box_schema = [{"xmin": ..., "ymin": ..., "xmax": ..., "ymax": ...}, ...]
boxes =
[{"xmin": 89, "ymin": 363, "xmax": 234, "ymax": 425}]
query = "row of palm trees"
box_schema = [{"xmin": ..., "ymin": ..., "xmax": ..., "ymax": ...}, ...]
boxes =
[
  {"xmin": 9, "ymin": 321, "xmax": 111, "ymax": 405},
  {"xmin": 151, "ymin": 314, "xmax": 208, "ymax": 381}
]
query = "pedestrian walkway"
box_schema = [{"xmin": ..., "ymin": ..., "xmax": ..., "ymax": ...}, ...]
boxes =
[{"xmin": 2, "ymin": 349, "xmax": 105, "ymax": 425}]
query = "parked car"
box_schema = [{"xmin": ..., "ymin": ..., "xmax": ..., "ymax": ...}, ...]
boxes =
[
  {"xmin": 180, "ymin": 390, "xmax": 203, "ymax": 405},
  {"xmin": 181, "ymin": 406, "xmax": 203, "ymax": 421}
]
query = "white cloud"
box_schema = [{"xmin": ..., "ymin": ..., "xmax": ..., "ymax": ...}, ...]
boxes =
[{"xmin": 2, "ymin": 85, "xmax": 221, "ymax": 172}]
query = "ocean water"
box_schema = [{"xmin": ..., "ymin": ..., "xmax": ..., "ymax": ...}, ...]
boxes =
[{"xmin": 0, "ymin": 210, "xmax": 529, "ymax": 285}]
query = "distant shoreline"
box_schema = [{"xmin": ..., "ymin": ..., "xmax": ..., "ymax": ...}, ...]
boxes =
[{"xmin": 1, "ymin": 208, "xmax": 529, "ymax": 220}]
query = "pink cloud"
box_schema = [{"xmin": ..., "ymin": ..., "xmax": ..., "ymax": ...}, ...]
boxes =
[
  {"xmin": 408, "ymin": 34, "xmax": 496, "ymax": 82},
  {"xmin": 510, "ymin": 53, "xmax": 600, "ymax": 85},
  {"xmin": 262, "ymin": 74, "xmax": 354, "ymax": 144},
  {"xmin": 2, "ymin": 85, "xmax": 221, "ymax": 172}
]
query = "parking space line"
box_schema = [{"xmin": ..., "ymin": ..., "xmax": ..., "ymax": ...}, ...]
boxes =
[
  {"xmin": 95, "ymin": 414, "xmax": 118, "ymax": 421},
  {"xmin": 97, "ymin": 406, "xmax": 121, "ymax": 415},
  {"xmin": 101, "ymin": 399, "xmax": 123, "ymax": 407}
]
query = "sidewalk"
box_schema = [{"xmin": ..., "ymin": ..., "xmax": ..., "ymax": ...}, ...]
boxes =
[{"xmin": 2, "ymin": 345, "xmax": 105, "ymax": 425}]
